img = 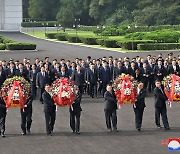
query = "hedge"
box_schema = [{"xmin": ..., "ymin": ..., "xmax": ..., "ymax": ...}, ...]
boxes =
[
  {"xmin": 137, "ymin": 43, "xmax": 180, "ymax": 50},
  {"xmin": 6, "ymin": 43, "xmax": 37, "ymax": 50},
  {"xmin": 117, "ymin": 40, "xmax": 155, "ymax": 50},
  {"xmin": 21, "ymin": 21, "xmax": 57, "ymax": 27},
  {"xmin": 79, "ymin": 37, "xmax": 98, "ymax": 45},
  {"xmin": 0, "ymin": 43, "xmax": 6, "ymax": 50},
  {"xmin": 103, "ymin": 40, "xmax": 119, "ymax": 48},
  {"xmin": 55, "ymin": 33, "xmax": 67, "ymax": 41},
  {"xmin": 65, "ymin": 35, "xmax": 82, "ymax": 43},
  {"xmin": 3, "ymin": 38, "xmax": 16, "ymax": 44},
  {"xmin": 96, "ymin": 39, "xmax": 104, "ymax": 46},
  {"xmin": 45, "ymin": 33, "xmax": 57, "ymax": 39}
]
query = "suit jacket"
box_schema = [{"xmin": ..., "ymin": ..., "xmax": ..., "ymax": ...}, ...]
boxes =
[
  {"xmin": 42, "ymin": 91, "xmax": 56, "ymax": 112},
  {"xmin": 15, "ymin": 69, "xmax": 29, "ymax": 81},
  {"xmin": 86, "ymin": 69, "xmax": 98, "ymax": 84},
  {"xmin": 6, "ymin": 68, "xmax": 16, "ymax": 78},
  {"xmin": 113, "ymin": 66, "xmax": 124, "ymax": 80},
  {"xmin": 0, "ymin": 70, "xmax": 6, "ymax": 87},
  {"xmin": 0, "ymin": 97, "xmax": 6, "ymax": 116},
  {"xmin": 21, "ymin": 94, "xmax": 33, "ymax": 112},
  {"xmin": 57, "ymin": 71, "xmax": 69, "ymax": 78},
  {"xmin": 71, "ymin": 70, "xmax": 85, "ymax": 86},
  {"xmin": 123, "ymin": 66, "xmax": 131, "ymax": 75},
  {"xmin": 135, "ymin": 89, "xmax": 146, "ymax": 108},
  {"xmin": 29, "ymin": 70, "xmax": 37, "ymax": 86},
  {"xmin": 100, "ymin": 67, "xmax": 111, "ymax": 82},
  {"xmin": 139, "ymin": 68, "xmax": 150, "ymax": 83},
  {"xmin": 153, "ymin": 65, "xmax": 165, "ymax": 81},
  {"xmin": 104, "ymin": 91, "xmax": 117, "ymax": 110},
  {"xmin": 36, "ymin": 72, "xmax": 49, "ymax": 88},
  {"xmin": 154, "ymin": 87, "xmax": 168, "ymax": 108},
  {"xmin": 147, "ymin": 63, "xmax": 155, "ymax": 79},
  {"xmin": 168, "ymin": 65, "xmax": 179, "ymax": 75},
  {"xmin": 69, "ymin": 92, "xmax": 82, "ymax": 112}
]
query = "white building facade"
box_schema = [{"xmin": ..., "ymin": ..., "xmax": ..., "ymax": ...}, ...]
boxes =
[{"xmin": 0, "ymin": 0, "xmax": 22, "ymax": 31}]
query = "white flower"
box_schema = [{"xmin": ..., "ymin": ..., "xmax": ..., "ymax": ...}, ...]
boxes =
[
  {"xmin": 61, "ymin": 91, "xmax": 70, "ymax": 98},
  {"xmin": 124, "ymin": 88, "xmax": 131, "ymax": 95}
]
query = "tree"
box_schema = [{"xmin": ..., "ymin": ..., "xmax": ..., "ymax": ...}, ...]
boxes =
[
  {"xmin": 29, "ymin": 0, "xmax": 60, "ymax": 20},
  {"xmin": 56, "ymin": 0, "xmax": 75, "ymax": 28},
  {"xmin": 23, "ymin": 0, "xmax": 30, "ymax": 18}
]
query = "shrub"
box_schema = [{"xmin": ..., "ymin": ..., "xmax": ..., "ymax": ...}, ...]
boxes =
[
  {"xmin": 3, "ymin": 38, "xmax": 15, "ymax": 44},
  {"xmin": 96, "ymin": 39, "xmax": 104, "ymax": 46},
  {"xmin": 6, "ymin": 43, "xmax": 36, "ymax": 50},
  {"xmin": 79, "ymin": 37, "xmax": 98, "ymax": 45},
  {"xmin": 55, "ymin": 33, "xmax": 67, "ymax": 41},
  {"xmin": 0, "ymin": 36, "xmax": 4, "ymax": 43},
  {"xmin": 137, "ymin": 43, "xmax": 180, "ymax": 50},
  {"xmin": 45, "ymin": 33, "xmax": 57, "ymax": 39},
  {"xmin": 103, "ymin": 40, "xmax": 119, "ymax": 48},
  {"xmin": 117, "ymin": 40, "xmax": 155, "ymax": 50},
  {"xmin": 0, "ymin": 43, "xmax": 6, "ymax": 50},
  {"xmin": 21, "ymin": 21, "xmax": 57, "ymax": 27},
  {"xmin": 79, "ymin": 26, "xmax": 98, "ymax": 31},
  {"xmin": 65, "ymin": 35, "xmax": 82, "ymax": 43}
]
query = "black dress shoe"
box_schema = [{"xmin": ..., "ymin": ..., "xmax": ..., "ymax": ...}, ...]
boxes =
[
  {"xmin": 22, "ymin": 132, "xmax": 26, "ymax": 135},
  {"xmin": 76, "ymin": 131, "xmax": 80, "ymax": 135},
  {"xmin": 1, "ymin": 134, "xmax": 5, "ymax": 138},
  {"xmin": 165, "ymin": 127, "xmax": 170, "ymax": 130},
  {"xmin": 157, "ymin": 126, "xmax": 162, "ymax": 129},
  {"xmin": 137, "ymin": 128, "xmax": 141, "ymax": 131},
  {"xmin": 27, "ymin": 130, "xmax": 31, "ymax": 134}
]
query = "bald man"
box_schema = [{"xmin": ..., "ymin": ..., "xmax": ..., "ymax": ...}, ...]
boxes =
[{"xmin": 133, "ymin": 82, "xmax": 146, "ymax": 131}]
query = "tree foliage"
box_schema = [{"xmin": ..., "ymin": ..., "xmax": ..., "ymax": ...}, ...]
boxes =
[{"xmin": 25, "ymin": 0, "xmax": 180, "ymax": 26}]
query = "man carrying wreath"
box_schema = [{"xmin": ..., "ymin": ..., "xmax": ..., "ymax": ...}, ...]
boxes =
[
  {"xmin": 133, "ymin": 82, "xmax": 146, "ymax": 131},
  {"xmin": 104, "ymin": 84, "xmax": 118, "ymax": 132},
  {"xmin": 0, "ymin": 95, "xmax": 6, "ymax": 138},
  {"xmin": 42, "ymin": 85, "xmax": 56, "ymax": 136}
]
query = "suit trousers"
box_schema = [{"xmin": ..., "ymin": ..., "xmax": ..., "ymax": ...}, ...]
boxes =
[
  {"xmin": 70, "ymin": 111, "xmax": 81, "ymax": 132},
  {"xmin": 133, "ymin": 107, "xmax": 144, "ymax": 129},
  {"xmin": 40, "ymin": 87, "xmax": 45, "ymax": 102},
  {"xmin": 89, "ymin": 83, "xmax": 97, "ymax": 98},
  {"xmin": 44, "ymin": 111, "xmax": 56, "ymax": 134},
  {"xmin": 0, "ymin": 114, "xmax": 6, "ymax": 134},
  {"xmin": 155, "ymin": 107, "xmax": 169, "ymax": 128},
  {"xmin": 20, "ymin": 109, "xmax": 32, "ymax": 133},
  {"xmin": 104, "ymin": 109, "xmax": 117, "ymax": 130}
]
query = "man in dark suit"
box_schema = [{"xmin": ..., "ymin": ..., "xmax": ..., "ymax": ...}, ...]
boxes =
[
  {"xmin": 86, "ymin": 64, "xmax": 98, "ymax": 98},
  {"xmin": 100, "ymin": 61, "xmax": 111, "ymax": 96},
  {"xmin": 153, "ymin": 60, "xmax": 165, "ymax": 81},
  {"xmin": 29, "ymin": 64, "xmax": 37, "ymax": 99},
  {"xmin": 6, "ymin": 62, "xmax": 16, "ymax": 78},
  {"xmin": 0, "ymin": 95, "xmax": 6, "ymax": 137},
  {"xmin": 71, "ymin": 65, "xmax": 84, "ymax": 94},
  {"xmin": 36, "ymin": 66, "xmax": 49, "ymax": 103},
  {"xmin": 133, "ymin": 82, "xmax": 146, "ymax": 131},
  {"xmin": 20, "ymin": 93, "xmax": 33, "ymax": 135},
  {"xmin": 129, "ymin": 62, "xmax": 138, "ymax": 79},
  {"xmin": 58, "ymin": 66, "xmax": 69, "ymax": 78},
  {"xmin": 123, "ymin": 61, "xmax": 131, "ymax": 75},
  {"xmin": 139, "ymin": 63, "xmax": 150, "ymax": 89},
  {"xmin": 0, "ymin": 65, "xmax": 6, "ymax": 87},
  {"xmin": 51, "ymin": 63, "xmax": 60, "ymax": 82},
  {"xmin": 42, "ymin": 85, "xmax": 56, "ymax": 136},
  {"xmin": 104, "ymin": 84, "xmax": 118, "ymax": 132},
  {"xmin": 168, "ymin": 59, "xmax": 179, "ymax": 75},
  {"xmin": 15, "ymin": 63, "xmax": 29, "ymax": 81},
  {"xmin": 113, "ymin": 61, "xmax": 124, "ymax": 80},
  {"xmin": 69, "ymin": 88, "xmax": 82, "ymax": 134},
  {"xmin": 154, "ymin": 80, "xmax": 170, "ymax": 130},
  {"xmin": 147, "ymin": 58, "xmax": 155, "ymax": 93}
]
